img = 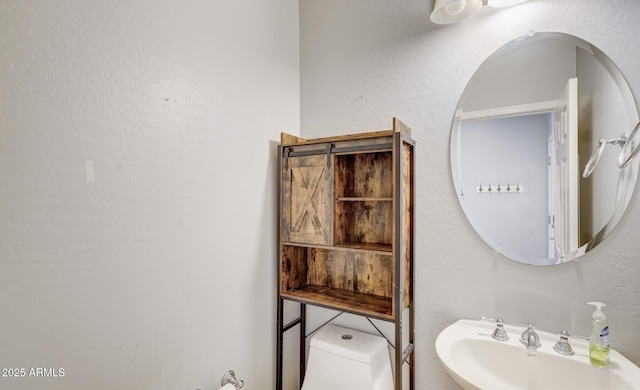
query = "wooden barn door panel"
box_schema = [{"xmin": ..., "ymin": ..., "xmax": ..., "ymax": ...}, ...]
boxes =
[{"xmin": 282, "ymin": 154, "xmax": 334, "ymax": 245}]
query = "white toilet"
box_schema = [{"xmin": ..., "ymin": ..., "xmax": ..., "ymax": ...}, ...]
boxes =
[{"xmin": 301, "ymin": 324, "xmax": 394, "ymax": 390}]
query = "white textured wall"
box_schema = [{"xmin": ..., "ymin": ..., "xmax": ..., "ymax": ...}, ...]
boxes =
[
  {"xmin": 300, "ymin": 0, "xmax": 640, "ymax": 389},
  {"xmin": 0, "ymin": 1, "xmax": 299, "ymax": 389}
]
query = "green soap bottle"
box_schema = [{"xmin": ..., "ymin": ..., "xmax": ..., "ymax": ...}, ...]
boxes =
[{"xmin": 588, "ymin": 301, "xmax": 610, "ymax": 367}]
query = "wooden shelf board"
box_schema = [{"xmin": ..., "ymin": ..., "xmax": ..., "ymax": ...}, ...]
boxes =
[
  {"xmin": 280, "ymin": 130, "xmax": 395, "ymax": 147},
  {"xmin": 281, "ymin": 285, "xmax": 394, "ymax": 321},
  {"xmin": 334, "ymin": 242, "xmax": 392, "ymax": 252},
  {"xmin": 282, "ymin": 242, "xmax": 392, "ymax": 254},
  {"xmin": 336, "ymin": 197, "xmax": 393, "ymax": 202}
]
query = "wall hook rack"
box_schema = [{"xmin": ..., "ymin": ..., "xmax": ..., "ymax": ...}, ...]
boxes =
[{"xmin": 477, "ymin": 182, "xmax": 522, "ymax": 194}]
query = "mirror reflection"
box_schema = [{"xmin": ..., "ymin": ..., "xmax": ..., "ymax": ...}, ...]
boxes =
[{"xmin": 450, "ymin": 32, "xmax": 639, "ymax": 266}]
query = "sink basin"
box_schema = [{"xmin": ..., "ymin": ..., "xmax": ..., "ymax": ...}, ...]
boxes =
[{"xmin": 435, "ymin": 319, "xmax": 640, "ymax": 390}]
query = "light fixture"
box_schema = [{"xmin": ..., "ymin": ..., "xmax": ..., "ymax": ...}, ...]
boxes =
[
  {"xmin": 430, "ymin": 0, "xmax": 483, "ymax": 24},
  {"xmin": 430, "ymin": 0, "xmax": 531, "ymax": 24},
  {"xmin": 487, "ymin": 0, "xmax": 529, "ymax": 7}
]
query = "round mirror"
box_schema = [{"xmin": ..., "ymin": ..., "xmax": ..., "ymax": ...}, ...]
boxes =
[{"xmin": 450, "ymin": 32, "xmax": 640, "ymax": 266}]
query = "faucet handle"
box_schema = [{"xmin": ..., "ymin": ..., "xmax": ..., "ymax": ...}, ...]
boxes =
[
  {"xmin": 520, "ymin": 324, "xmax": 541, "ymax": 357},
  {"xmin": 520, "ymin": 324, "xmax": 541, "ymax": 348},
  {"xmin": 491, "ymin": 318, "xmax": 509, "ymax": 341},
  {"xmin": 553, "ymin": 330, "xmax": 575, "ymax": 356}
]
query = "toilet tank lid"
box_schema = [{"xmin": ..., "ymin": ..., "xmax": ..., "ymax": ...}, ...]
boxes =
[{"xmin": 309, "ymin": 324, "xmax": 388, "ymax": 364}]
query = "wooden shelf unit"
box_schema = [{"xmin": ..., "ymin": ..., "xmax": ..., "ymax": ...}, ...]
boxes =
[{"xmin": 276, "ymin": 118, "xmax": 415, "ymax": 390}]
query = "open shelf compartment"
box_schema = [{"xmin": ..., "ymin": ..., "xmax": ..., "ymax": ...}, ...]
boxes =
[
  {"xmin": 280, "ymin": 244, "xmax": 395, "ymax": 318},
  {"xmin": 334, "ymin": 151, "xmax": 394, "ymax": 249}
]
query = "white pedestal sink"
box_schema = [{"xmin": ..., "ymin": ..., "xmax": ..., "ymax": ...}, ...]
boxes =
[{"xmin": 435, "ymin": 319, "xmax": 640, "ymax": 390}]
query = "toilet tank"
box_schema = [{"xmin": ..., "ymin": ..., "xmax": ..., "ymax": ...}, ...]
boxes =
[{"xmin": 301, "ymin": 324, "xmax": 394, "ymax": 390}]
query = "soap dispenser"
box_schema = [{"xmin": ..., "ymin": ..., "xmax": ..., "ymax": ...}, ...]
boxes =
[{"xmin": 587, "ymin": 301, "xmax": 610, "ymax": 367}]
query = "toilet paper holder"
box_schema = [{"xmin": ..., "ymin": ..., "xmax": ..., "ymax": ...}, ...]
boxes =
[{"xmin": 221, "ymin": 369, "xmax": 244, "ymax": 389}]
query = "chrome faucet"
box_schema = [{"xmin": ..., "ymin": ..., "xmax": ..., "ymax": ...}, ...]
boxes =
[{"xmin": 520, "ymin": 324, "xmax": 541, "ymax": 356}]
